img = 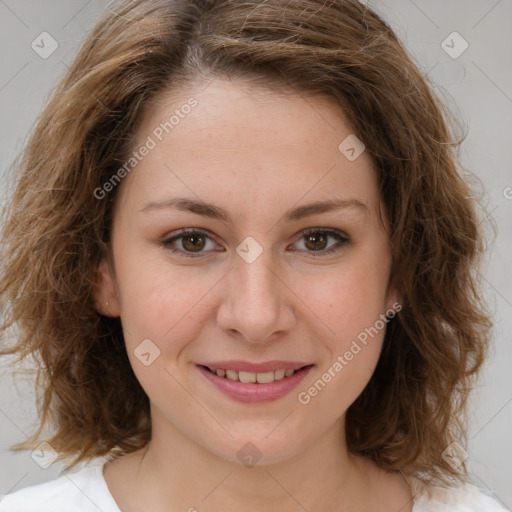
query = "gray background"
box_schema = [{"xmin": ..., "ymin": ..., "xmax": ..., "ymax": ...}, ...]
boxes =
[{"xmin": 0, "ymin": 0, "xmax": 511, "ymax": 509}]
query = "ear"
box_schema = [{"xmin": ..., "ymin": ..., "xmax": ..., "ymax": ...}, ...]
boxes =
[
  {"xmin": 385, "ymin": 276, "xmax": 402, "ymax": 315},
  {"xmin": 92, "ymin": 257, "xmax": 121, "ymax": 317}
]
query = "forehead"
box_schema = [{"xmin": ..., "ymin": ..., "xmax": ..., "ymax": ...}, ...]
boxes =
[
  {"xmin": 138, "ymin": 76, "xmax": 357, "ymax": 153},
  {"xmin": 118, "ymin": 76, "xmax": 379, "ymax": 215}
]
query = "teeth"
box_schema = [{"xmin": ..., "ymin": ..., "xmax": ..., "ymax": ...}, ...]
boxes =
[
  {"xmin": 210, "ymin": 367, "xmax": 298, "ymax": 383},
  {"xmin": 239, "ymin": 371, "xmax": 256, "ymax": 383},
  {"xmin": 274, "ymin": 369, "xmax": 286, "ymax": 381},
  {"xmin": 256, "ymin": 371, "xmax": 275, "ymax": 384}
]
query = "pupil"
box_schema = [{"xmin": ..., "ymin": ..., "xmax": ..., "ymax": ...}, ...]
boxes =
[{"xmin": 306, "ymin": 233, "xmax": 327, "ymax": 251}]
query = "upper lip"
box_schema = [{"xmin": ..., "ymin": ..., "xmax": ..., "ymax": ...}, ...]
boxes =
[{"xmin": 198, "ymin": 360, "xmax": 312, "ymax": 373}]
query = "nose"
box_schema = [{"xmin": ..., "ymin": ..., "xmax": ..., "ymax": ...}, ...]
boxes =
[{"xmin": 216, "ymin": 245, "xmax": 296, "ymax": 345}]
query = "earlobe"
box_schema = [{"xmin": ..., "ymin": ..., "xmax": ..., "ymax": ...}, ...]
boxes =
[
  {"xmin": 385, "ymin": 279, "xmax": 403, "ymax": 316},
  {"xmin": 92, "ymin": 257, "xmax": 121, "ymax": 317}
]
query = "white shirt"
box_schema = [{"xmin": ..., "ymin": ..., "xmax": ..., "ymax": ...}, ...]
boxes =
[{"xmin": 0, "ymin": 460, "xmax": 508, "ymax": 511}]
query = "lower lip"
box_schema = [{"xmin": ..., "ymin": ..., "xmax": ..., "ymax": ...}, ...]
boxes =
[{"xmin": 197, "ymin": 365, "xmax": 313, "ymax": 403}]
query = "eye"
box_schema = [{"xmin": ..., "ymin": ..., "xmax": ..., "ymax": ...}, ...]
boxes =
[
  {"xmin": 162, "ymin": 228, "xmax": 350, "ymax": 258},
  {"xmin": 291, "ymin": 228, "xmax": 350, "ymax": 256},
  {"xmin": 162, "ymin": 229, "xmax": 221, "ymax": 258}
]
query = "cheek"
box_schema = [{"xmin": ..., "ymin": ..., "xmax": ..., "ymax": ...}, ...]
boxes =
[
  {"xmin": 319, "ymin": 260, "xmax": 391, "ymax": 399},
  {"xmin": 118, "ymin": 265, "xmax": 216, "ymax": 399},
  {"xmin": 295, "ymin": 271, "xmax": 389, "ymax": 417},
  {"xmin": 304, "ymin": 259, "xmax": 390, "ymax": 343},
  {"xmin": 116, "ymin": 255, "xmax": 220, "ymax": 353}
]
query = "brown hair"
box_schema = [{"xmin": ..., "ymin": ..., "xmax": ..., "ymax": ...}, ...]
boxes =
[{"xmin": 0, "ymin": 0, "xmax": 491, "ymax": 485}]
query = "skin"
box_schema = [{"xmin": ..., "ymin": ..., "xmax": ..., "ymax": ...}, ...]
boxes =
[{"xmin": 94, "ymin": 76, "xmax": 412, "ymax": 512}]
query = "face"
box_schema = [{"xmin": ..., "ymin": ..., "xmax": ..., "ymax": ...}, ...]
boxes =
[{"xmin": 94, "ymin": 76, "xmax": 399, "ymax": 466}]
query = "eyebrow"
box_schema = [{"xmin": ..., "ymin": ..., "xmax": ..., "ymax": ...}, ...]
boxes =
[{"xmin": 140, "ymin": 197, "xmax": 367, "ymax": 223}]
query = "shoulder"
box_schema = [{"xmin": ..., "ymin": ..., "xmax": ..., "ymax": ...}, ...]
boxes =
[
  {"xmin": 407, "ymin": 474, "xmax": 508, "ymax": 512},
  {"xmin": 0, "ymin": 462, "xmax": 121, "ymax": 512}
]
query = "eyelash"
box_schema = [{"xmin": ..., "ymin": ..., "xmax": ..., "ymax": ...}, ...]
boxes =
[{"xmin": 161, "ymin": 228, "xmax": 350, "ymax": 258}]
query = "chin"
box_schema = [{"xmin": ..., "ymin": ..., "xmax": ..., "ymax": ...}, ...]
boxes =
[{"xmin": 205, "ymin": 430, "xmax": 307, "ymax": 469}]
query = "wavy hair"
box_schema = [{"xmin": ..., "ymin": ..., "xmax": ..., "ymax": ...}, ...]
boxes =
[{"xmin": 0, "ymin": 0, "xmax": 492, "ymax": 485}]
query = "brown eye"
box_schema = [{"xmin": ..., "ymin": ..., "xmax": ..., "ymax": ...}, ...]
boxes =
[
  {"xmin": 304, "ymin": 232, "xmax": 329, "ymax": 251},
  {"xmin": 162, "ymin": 229, "xmax": 219, "ymax": 258},
  {"xmin": 181, "ymin": 233, "xmax": 207, "ymax": 252},
  {"xmin": 293, "ymin": 229, "xmax": 350, "ymax": 256}
]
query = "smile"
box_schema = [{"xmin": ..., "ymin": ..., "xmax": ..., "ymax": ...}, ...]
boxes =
[
  {"xmin": 205, "ymin": 366, "xmax": 298, "ymax": 383},
  {"xmin": 196, "ymin": 362, "xmax": 314, "ymax": 403}
]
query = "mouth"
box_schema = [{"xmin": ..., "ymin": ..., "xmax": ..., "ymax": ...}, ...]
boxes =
[
  {"xmin": 201, "ymin": 365, "xmax": 308, "ymax": 384},
  {"xmin": 196, "ymin": 362, "xmax": 314, "ymax": 402}
]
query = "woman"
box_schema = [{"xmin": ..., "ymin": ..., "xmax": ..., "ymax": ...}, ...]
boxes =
[{"xmin": 0, "ymin": 0, "xmax": 506, "ymax": 510}]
